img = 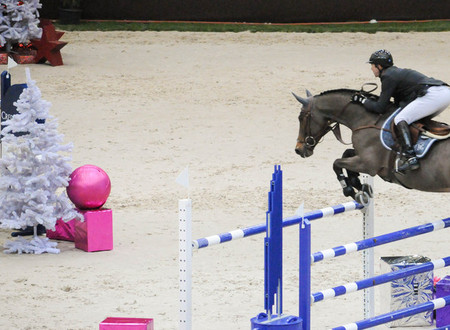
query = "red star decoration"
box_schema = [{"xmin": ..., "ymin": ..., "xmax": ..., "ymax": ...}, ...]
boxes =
[{"xmin": 31, "ymin": 20, "xmax": 68, "ymax": 66}]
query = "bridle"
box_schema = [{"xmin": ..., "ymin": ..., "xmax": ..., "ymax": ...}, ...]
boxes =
[{"xmin": 298, "ymin": 98, "xmax": 339, "ymax": 148}]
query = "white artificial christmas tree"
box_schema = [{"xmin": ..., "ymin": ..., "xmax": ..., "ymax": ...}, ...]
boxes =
[
  {"xmin": 0, "ymin": 0, "xmax": 42, "ymax": 51},
  {"xmin": 0, "ymin": 68, "xmax": 79, "ymax": 254}
]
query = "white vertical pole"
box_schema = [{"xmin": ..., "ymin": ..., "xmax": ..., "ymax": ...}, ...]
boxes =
[
  {"xmin": 179, "ymin": 199, "xmax": 192, "ymax": 330},
  {"xmin": 362, "ymin": 175, "xmax": 375, "ymax": 319}
]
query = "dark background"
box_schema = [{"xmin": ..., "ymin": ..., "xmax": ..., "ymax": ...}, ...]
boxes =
[{"xmin": 40, "ymin": 0, "xmax": 450, "ymax": 23}]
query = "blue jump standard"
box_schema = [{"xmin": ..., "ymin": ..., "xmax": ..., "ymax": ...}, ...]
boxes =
[{"xmin": 251, "ymin": 165, "xmax": 302, "ymax": 329}]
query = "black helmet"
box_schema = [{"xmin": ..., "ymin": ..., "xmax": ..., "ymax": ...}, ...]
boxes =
[{"xmin": 368, "ymin": 49, "xmax": 393, "ymax": 68}]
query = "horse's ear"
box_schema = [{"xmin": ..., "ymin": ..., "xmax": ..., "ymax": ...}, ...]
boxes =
[
  {"xmin": 306, "ymin": 89, "xmax": 312, "ymax": 97},
  {"xmin": 292, "ymin": 92, "xmax": 309, "ymax": 106}
]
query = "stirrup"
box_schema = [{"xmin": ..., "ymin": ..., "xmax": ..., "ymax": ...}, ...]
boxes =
[{"xmin": 396, "ymin": 156, "xmax": 420, "ymax": 173}]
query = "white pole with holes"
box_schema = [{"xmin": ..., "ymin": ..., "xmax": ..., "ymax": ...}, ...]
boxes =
[{"xmin": 179, "ymin": 199, "xmax": 192, "ymax": 330}]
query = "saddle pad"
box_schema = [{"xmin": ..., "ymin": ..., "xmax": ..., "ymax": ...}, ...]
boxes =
[{"xmin": 380, "ymin": 109, "xmax": 437, "ymax": 158}]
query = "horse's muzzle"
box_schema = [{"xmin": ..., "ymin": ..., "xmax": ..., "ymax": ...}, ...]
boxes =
[{"xmin": 295, "ymin": 142, "xmax": 314, "ymax": 158}]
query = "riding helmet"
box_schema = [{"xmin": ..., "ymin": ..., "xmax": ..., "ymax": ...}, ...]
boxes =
[{"xmin": 368, "ymin": 49, "xmax": 394, "ymax": 68}]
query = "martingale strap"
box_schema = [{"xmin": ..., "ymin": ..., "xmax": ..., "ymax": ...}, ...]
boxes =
[
  {"xmin": 333, "ymin": 123, "xmax": 392, "ymax": 146},
  {"xmin": 332, "ymin": 123, "xmax": 351, "ymax": 145}
]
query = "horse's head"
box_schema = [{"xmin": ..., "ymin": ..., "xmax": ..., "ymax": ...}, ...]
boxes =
[{"xmin": 293, "ymin": 90, "xmax": 333, "ymax": 158}]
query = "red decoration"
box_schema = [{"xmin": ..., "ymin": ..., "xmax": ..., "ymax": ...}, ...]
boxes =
[
  {"xmin": 0, "ymin": 52, "xmax": 7, "ymax": 65},
  {"xmin": 31, "ymin": 19, "xmax": 67, "ymax": 66},
  {"xmin": 11, "ymin": 50, "xmax": 36, "ymax": 64}
]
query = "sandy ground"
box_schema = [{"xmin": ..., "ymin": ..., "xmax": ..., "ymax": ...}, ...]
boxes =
[{"xmin": 0, "ymin": 31, "xmax": 449, "ymax": 330}]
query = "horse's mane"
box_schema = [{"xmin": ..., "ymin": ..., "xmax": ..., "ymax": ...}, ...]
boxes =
[
  {"xmin": 319, "ymin": 88, "xmax": 359, "ymax": 96},
  {"xmin": 316, "ymin": 88, "xmax": 401, "ymax": 118},
  {"xmin": 319, "ymin": 88, "xmax": 379, "ymax": 100}
]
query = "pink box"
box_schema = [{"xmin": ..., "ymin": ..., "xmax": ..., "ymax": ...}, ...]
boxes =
[
  {"xmin": 75, "ymin": 208, "xmax": 113, "ymax": 252},
  {"xmin": 436, "ymin": 275, "xmax": 450, "ymax": 328},
  {"xmin": 46, "ymin": 218, "xmax": 76, "ymax": 241},
  {"xmin": 99, "ymin": 317, "xmax": 153, "ymax": 329}
]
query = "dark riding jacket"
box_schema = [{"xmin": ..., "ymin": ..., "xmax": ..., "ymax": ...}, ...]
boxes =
[{"xmin": 362, "ymin": 66, "xmax": 447, "ymax": 114}]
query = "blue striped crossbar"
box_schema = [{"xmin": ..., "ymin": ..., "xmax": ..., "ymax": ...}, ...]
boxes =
[
  {"xmin": 193, "ymin": 201, "xmax": 363, "ymax": 249},
  {"xmin": 333, "ymin": 295, "xmax": 450, "ymax": 330},
  {"xmin": 312, "ymin": 217, "xmax": 450, "ymax": 263},
  {"xmin": 312, "ymin": 256, "xmax": 450, "ymax": 303}
]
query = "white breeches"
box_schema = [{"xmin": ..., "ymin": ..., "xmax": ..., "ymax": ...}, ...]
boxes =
[{"xmin": 394, "ymin": 85, "xmax": 450, "ymax": 125}]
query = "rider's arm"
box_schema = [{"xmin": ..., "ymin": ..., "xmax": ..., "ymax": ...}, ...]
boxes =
[{"xmin": 362, "ymin": 75, "xmax": 396, "ymax": 114}]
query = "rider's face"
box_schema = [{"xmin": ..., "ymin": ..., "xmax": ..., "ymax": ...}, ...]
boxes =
[{"xmin": 371, "ymin": 64, "xmax": 381, "ymax": 77}]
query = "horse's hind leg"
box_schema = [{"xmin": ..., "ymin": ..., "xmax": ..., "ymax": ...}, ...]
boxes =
[{"xmin": 333, "ymin": 149, "xmax": 360, "ymax": 199}]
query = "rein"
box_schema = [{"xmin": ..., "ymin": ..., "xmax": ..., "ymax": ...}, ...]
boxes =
[{"xmin": 332, "ymin": 103, "xmax": 390, "ymax": 145}]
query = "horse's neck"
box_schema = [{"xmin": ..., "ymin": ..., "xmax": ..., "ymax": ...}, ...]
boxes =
[{"xmin": 317, "ymin": 94, "xmax": 379, "ymax": 129}]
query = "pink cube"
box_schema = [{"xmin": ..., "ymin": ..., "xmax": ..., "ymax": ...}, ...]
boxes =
[
  {"xmin": 75, "ymin": 208, "xmax": 113, "ymax": 252},
  {"xmin": 99, "ymin": 317, "xmax": 153, "ymax": 329},
  {"xmin": 436, "ymin": 275, "xmax": 450, "ymax": 328}
]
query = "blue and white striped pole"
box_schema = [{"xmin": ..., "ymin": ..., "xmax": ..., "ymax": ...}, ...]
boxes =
[
  {"xmin": 193, "ymin": 201, "xmax": 363, "ymax": 249},
  {"xmin": 312, "ymin": 217, "xmax": 450, "ymax": 263},
  {"xmin": 332, "ymin": 295, "xmax": 450, "ymax": 330},
  {"xmin": 312, "ymin": 256, "xmax": 450, "ymax": 303}
]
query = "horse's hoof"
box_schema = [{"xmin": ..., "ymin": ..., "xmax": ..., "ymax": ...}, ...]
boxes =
[
  {"xmin": 355, "ymin": 191, "xmax": 370, "ymax": 207},
  {"xmin": 349, "ymin": 177, "xmax": 362, "ymax": 191},
  {"xmin": 361, "ymin": 184, "xmax": 374, "ymax": 198},
  {"xmin": 343, "ymin": 186, "xmax": 355, "ymax": 198}
]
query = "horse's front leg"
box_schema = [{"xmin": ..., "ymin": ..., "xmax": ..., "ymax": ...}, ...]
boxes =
[
  {"xmin": 333, "ymin": 149, "xmax": 358, "ymax": 199},
  {"xmin": 333, "ymin": 149, "xmax": 372, "ymax": 202}
]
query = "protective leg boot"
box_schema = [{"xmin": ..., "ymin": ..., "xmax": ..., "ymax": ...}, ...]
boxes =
[{"xmin": 396, "ymin": 120, "xmax": 420, "ymax": 172}]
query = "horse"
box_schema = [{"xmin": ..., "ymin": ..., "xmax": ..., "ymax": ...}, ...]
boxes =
[{"xmin": 292, "ymin": 88, "xmax": 450, "ymax": 203}]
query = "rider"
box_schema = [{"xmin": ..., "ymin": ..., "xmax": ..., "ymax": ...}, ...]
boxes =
[{"xmin": 351, "ymin": 49, "xmax": 450, "ymax": 172}]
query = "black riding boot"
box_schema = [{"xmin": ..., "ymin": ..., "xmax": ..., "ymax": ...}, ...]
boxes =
[{"xmin": 396, "ymin": 120, "xmax": 420, "ymax": 172}]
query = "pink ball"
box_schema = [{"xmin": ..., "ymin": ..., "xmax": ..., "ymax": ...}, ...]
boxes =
[{"xmin": 67, "ymin": 165, "xmax": 111, "ymax": 209}]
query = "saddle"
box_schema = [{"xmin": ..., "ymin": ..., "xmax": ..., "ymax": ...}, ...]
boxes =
[
  {"xmin": 411, "ymin": 118, "xmax": 450, "ymax": 139},
  {"xmin": 391, "ymin": 118, "xmax": 450, "ymax": 145},
  {"xmin": 381, "ymin": 109, "xmax": 450, "ymax": 158}
]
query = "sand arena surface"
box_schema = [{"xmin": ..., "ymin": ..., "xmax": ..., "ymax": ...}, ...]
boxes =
[{"xmin": 0, "ymin": 31, "xmax": 449, "ymax": 329}]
